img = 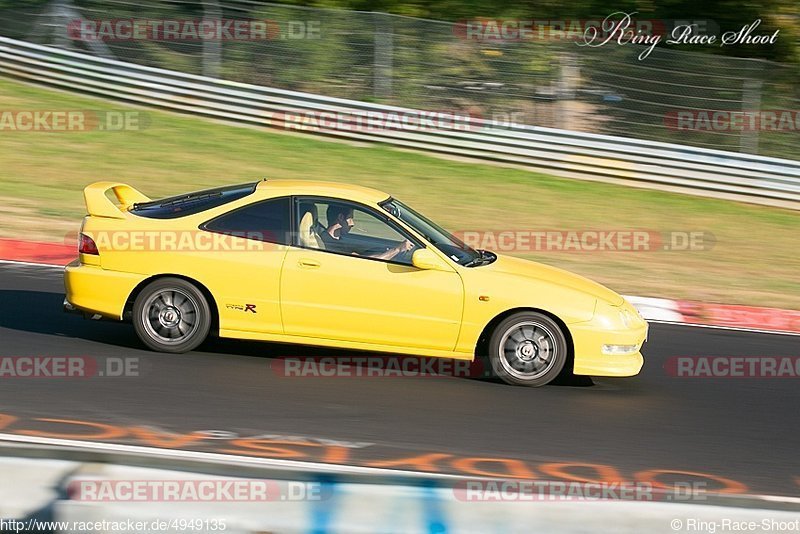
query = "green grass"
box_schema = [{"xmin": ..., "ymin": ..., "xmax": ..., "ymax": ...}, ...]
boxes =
[{"xmin": 1, "ymin": 77, "xmax": 798, "ymax": 309}]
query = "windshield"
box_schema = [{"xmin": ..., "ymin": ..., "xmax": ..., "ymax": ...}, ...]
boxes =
[{"xmin": 380, "ymin": 198, "xmax": 493, "ymax": 267}]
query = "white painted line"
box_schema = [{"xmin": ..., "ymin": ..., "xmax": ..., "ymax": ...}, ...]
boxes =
[
  {"xmin": 0, "ymin": 433, "xmax": 468, "ymax": 481},
  {"xmin": 0, "ymin": 259, "xmax": 66, "ymax": 269},
  {"xmin": 647, "ymin": 319, "xmax": 800, "ymax": 337}
]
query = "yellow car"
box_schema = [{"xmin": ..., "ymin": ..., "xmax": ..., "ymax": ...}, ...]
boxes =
[{"xmin": 64, "ymin": 179, "xmax": 647, "ymax": 387}]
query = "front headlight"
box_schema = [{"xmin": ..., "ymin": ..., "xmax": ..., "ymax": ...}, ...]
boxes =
[
  {"xmin": 620, "ymin": 308, "xmax": 635, "ymax": 328},
  {"xmin": 593, "ymin": 300, "xmax": 627, "ymax": 329},
  {"xmin": 593, "ymin": 299, "xmax": 645, "ymax": 330}
]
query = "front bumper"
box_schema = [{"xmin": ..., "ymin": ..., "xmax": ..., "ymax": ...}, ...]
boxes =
[
  {"xmin": 570, "ymin": 316, "xmax": 648, "ymax": 377},
  {"xmin": 572, "ymin": 349, "xmax": 645, "ymax": 377}
]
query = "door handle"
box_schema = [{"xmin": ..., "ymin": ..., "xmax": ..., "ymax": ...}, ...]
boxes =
[{"xmin": 298, "ymin": 258, "xmax": 321, "ymax": 268}]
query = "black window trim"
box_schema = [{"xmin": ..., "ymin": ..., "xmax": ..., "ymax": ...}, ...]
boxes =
[
  {"xmin": 291, "ymin": 195, "xmax": 425, "ymax": 267},
  {"xmin": 198, "ymin": 195, "xmax": 294, "ymax": 246}
]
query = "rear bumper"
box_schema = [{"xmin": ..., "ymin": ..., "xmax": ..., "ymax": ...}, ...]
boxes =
[
  {"xmin": 63, "ymin": 297, "xmax": 104, "ymax": 320},
  {"xmin": 64, "ymin": 260, "xmax": 147, "ymax": 320}
]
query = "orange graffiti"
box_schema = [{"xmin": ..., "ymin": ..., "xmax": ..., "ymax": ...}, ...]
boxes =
[
  {"xmin": 367, "ymin": 453, "xmax": 452, "ymax": 472},
  {"xmin": 129, "ymin": 427, "xmax": 208, "ymax": 448},
  {"xmin": 0, "ymin": 413, "xmax": 18, "ymax": 431},
  {"xmin": 450, "ymin": 457, "xmax": 536, "ymax": 479},
  {"xmin": 635, "ymin": 469, "xmax": 748, "ymax": 494},
  {"xmin": 321, "ymin": 445, "xmax": 351, "ymax": 464},
  {"xmin": 222, "ymin": 438, "xmax": 319, "ymax": 460},
  {"xmin": 16, "ymin": 418, "xmax": 127, "ymax": 440},
  {"xmin": 0, "ymin": 412, "xmax": 762, "ymax": 495},
  {"xmin": 539, "ymin": 462, "xmax": 625, "ymax": 484}
]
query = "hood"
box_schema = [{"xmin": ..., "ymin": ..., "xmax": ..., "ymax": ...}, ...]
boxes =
[{"xmin": 483, "ymin": 254, "xmax": 624, "ymax": 306}]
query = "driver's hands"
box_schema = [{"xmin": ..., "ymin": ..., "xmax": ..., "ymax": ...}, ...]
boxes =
[{"xmin": 372, "ymin": 240, "xmax": 414, "ymax": 260}]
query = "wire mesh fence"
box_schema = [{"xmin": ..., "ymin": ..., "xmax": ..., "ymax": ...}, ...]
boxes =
[{"xmin": 1, "ymin": 0, "xmax": 797, "ymax": 160}]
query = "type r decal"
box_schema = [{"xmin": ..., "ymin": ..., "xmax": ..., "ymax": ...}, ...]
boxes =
[{"xmin": 226, "ymin": 303, "xmax": 257, "ymax": 313}]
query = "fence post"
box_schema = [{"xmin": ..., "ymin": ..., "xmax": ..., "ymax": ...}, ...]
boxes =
[
  {"xmin": 373, "ymin": 12, "xmax": 393, "ymax": 101},
  {"xmin": 51, "ymin": 0, "xmax": 71, "ymax": 49},
  {"xmin": 202, "ymin": 0, "xmax": 222, "ymax": 78},
  {"xmin": 28, "ymin": 0, "xmax": 115, "ymax": 58},
  {"xmin": 558, "ymin": 52, "xmax": 580, "ymax": 130},
  {"xmin": 741, "ymin": 78, "xmax": 762, "ymax": 154}
]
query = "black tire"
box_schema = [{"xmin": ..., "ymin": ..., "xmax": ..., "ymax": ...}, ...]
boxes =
[
  {"xmin": 132, "ymin": 277, "xmax": 211, "ymax": 353},
  {"xmin": 486, "ymin": 312, "xmax": 568, "ymax": 387}
]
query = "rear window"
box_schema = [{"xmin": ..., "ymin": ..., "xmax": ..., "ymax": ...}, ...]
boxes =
[{"xmin": 130, "ymin": 182, "xmax": 258, "ymax": 219}]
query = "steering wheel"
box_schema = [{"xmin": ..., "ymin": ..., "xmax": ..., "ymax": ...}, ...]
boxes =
[
  {"xmin": 362, "ymin": 246, "xmax": 389, "ymax": 256},
  {"xmin": 360, "ymin": 242, "xmax": 418, "ymax": 262}
]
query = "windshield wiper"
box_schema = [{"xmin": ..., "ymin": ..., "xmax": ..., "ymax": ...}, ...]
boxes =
[{"xmin": 463, "ymin": 249, "xmax": 493, "ymax": 267}]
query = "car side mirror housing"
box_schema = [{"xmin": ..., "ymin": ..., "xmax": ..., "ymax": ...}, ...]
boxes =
[{"xmin": 411, "ymin": 248, "xmax": 449, "ymax": 271}]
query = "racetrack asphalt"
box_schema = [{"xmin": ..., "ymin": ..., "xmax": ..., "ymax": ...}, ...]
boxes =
[{"xmin": 0, "ymin": 262, "xmax": 798, "ymax": 497}]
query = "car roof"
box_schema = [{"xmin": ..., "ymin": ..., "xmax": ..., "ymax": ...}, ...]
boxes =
[{"xmin": 256, "ymin": 179, "xmax": 390, "ymax": 205}]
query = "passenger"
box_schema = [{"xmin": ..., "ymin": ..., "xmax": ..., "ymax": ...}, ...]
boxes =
[{"xmin": 297, "ymin": 202, "xmax": 325, "ymax": 249}]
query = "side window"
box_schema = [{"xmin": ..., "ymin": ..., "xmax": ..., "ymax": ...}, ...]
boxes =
[
  {"xmin": 204, "ymin": 197, "xmax": 291, "ymax": 245},
  {"xmin": 349, "ymin": 209, "xmax": 401, "ymax": 240},
  {"xmin": 297, "ymin": 198, "xmax": 415, "ymax": 265}
]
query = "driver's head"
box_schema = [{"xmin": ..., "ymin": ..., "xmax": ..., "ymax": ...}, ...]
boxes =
[{"xmin": 326, "ymin": 205, "xmax": 354, "ymax": 236}]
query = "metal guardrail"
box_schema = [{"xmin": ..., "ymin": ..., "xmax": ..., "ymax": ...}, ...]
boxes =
[{"xmin": 1, "ymin": 36, "xmax": 799, "ymax": 210}]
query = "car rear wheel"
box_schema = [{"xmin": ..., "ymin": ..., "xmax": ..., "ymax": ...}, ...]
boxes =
[
  {"xmin": 133, "ymin": 278, "xmax": 211, "ymax": 353},
  {"xmin": 487, "ymin": 312, "xmax": 567, "ymax": 387}
]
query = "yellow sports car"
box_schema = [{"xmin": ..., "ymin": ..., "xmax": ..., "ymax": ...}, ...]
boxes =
[{"xmin": 64, "ymin": 179, "xmax": 647, "ymax": 387}]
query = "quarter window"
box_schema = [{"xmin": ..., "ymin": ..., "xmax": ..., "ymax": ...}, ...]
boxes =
[{"xmin": 203, "ymin": 197, "xmax": 291, "ymax": 245}]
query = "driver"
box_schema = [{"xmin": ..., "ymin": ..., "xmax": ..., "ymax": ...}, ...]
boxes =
[{"xmin": 321, "ymin": 204, "xmax": 413, "ymax": 260}]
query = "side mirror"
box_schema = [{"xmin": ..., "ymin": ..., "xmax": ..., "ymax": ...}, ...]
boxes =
[{"xmin": 411, "ymin": 248, "xmax": 448, "ymax": 271}]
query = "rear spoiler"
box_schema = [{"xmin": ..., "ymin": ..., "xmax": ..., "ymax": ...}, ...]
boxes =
[{"xmin": 84, "ymin": 182, "xmax": 150, "ymax": 219}]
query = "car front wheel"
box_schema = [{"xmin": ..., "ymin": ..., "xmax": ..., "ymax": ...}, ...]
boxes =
[
  {"xmin": 487, "ymin": 312, "xmax": 568, "ymax": 387},
  {"xmin": 132, "ymin": 278, "xmax": 211, "ymax": 353}
]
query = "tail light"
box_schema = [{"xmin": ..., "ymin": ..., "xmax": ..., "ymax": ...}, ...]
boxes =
[{"xmin": 79, "ymin": 233, "xmax": 99, "ymax": 255}]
